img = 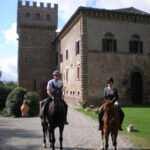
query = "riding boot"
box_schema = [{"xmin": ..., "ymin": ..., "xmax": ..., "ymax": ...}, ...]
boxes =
[
  {"xmin": 98, "ymin": 108, "xmax": 104, "ymax": 130},
  {"xmin": 118, "ymin": 106, "xmax": 124, "ymax": 131},
  {"xmin": 43, "ymin": 97, "xmax": 51, "ymax": 125}
]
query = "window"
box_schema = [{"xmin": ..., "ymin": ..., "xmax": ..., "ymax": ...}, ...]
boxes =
[
  {"xmin": 35, "ymin": 13, "xmax": 40, "ymax": 20},
  {"xmin": 66, "ymin": 49, "xmax": 68, "ymax": 59},
  {"xmin": 75, "ymin": 40, "xmax": 80, "ymax": 55},
  {"xmin": 73, "ymin": 91, "xmax": 75, "ymax": 95},
  {"xmin": 46, "ymin": 14, "xmax": 51, "ymax": 21},
  {"xmin": 25, "ymin": 13, "xmax": 30, "ymax": 20},
  {"xmin": 24, "ymin": 57, "xmax": 27, "ymax": 63},
  {"xmin": 78, "ymin": 91, "xmax": 80, "ymax": 96},
  {"xmin": 77, "ymin": 66, "xmax": 80, "ymax": 80},
  {"xmin": 102, "ymin": 32, "xmax": 117, "ymax": 52},
  {"xmin": 66, "ymin": 69, "xmax": 68, "ymax": 82},
  {"xmin": 60, "ymin": 53, "xmax": 63, "ymax": 62},
  {"xmin": 129, "ymin": 34, "xmax": 143, "ymax": 53}
]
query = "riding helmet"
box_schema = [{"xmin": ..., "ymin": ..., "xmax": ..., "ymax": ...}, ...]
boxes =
[
  {"xmin": 53, "ymin": 70, "xmax": 61, "ymax": 76},
  {"xmin": 107, "ymin": 77, "xmax": 114, "ymax": 83}
]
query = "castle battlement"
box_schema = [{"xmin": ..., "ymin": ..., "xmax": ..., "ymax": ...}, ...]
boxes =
[
  {"xmin": 17, "ymin": 0, "xmax": 58, "ymax": 31},
  {"xmin": 18, "ymin": 0, "xmax": 58, "ymax": 10}
]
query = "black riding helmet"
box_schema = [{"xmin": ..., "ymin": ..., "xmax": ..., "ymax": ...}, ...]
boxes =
[
  {"xmin": 53, "ymin": 70, "xmax": 61, "ymax": 76},
  {"xmin": 107, "ymin": 77, "xmax": 114, "ymax": 83}
]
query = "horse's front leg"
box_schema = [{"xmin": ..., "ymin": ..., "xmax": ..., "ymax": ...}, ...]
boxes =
[
  {"xmin": 42, "ymin": 123, "xmax": 48, "ymax": 148},
  {"xmin": 59, "ymin": 125, "xmax": 64, "ymax": 150},
  {"xmin": 112, "ymin": 132, "xmax": 118, "ymax": 150},
  {"xmin": 49, "ymin": 127, "xmax": 55, "ymax": 150},
  {"xmin": 100, "ymin": 129, "xmax": 104, "ymax": 150},
  {"xmin": 104, "ymin": 133, "xmax": 109, "ymax": 150}
]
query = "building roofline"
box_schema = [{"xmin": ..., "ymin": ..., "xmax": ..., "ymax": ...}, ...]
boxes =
[{"xmin": 54, "ymin": 6, "xmax": 150, "ymax": 43}]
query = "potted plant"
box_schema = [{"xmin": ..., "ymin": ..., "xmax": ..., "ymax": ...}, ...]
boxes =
[
  {"xmin": 93, "ymin": 109, "xmax": 99, "ymax": 114},
  {"xmin": 79, "ymin": 99, "xmax": 88, "ymax": 108}
]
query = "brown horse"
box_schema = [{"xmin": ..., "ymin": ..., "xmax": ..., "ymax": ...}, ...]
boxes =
[
  {"xmin": 40, "ymin": 86, "xmax": 66, "ymax": 150},
  {"xmin": 100, "ymin": 99, "xmax": 120, "ymax": 150}
]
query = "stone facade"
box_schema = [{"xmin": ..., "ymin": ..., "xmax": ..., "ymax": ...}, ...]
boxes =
[
  {"xmin": 17, "ymin": 1, "xmax": 58, "ymax": 99},
  {"xmin": 18, "ymin": 2, "xmax": 150, "ymax": 106},
  {"xmin": 55, "ymin": 7, "xmax": 150, "ymax": 106}
]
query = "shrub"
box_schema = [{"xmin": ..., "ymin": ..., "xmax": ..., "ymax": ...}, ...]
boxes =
[
  {"xmin": 79, "ymin": 99, "xmax": 88, "ymax": 108},
  {"xmin": 0, "ymin": 81, "xmax": 17, "ymax": 111},
  {"xmin": 6, "ymin": 87, "xmax": 27, "ymax": 117},
  {"xmin": 24, "ymin": 92, "xmax": 40, "ymax": 117},
  {"xmin": 0, "ymin": 81, "xmax": 5, "ymax": 110}
]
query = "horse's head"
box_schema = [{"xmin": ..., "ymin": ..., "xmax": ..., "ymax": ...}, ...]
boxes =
[
  {"xmin": 52, "ymin": 87, "xmax": 63, "ymax": 101},
  {"xmin": 103, "ymin": 100, "xmax": 115, "ymax": 113}
]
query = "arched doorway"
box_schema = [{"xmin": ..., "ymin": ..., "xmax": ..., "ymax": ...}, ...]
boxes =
[{"xmin": 131, "ymin": 72, "xmax": 143, "ymax": 104}]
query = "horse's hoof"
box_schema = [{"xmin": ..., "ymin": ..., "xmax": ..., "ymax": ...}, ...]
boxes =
[
  {"xmin": 43, "ymin": 144, "xmax": 46, "ymax": 148},
  {"xmin": 50, "ymin": 143, "xmax": 53, "ymax": 148}
]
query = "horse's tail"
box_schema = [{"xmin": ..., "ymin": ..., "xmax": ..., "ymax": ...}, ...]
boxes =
[
  {"xmin": 39, "ymin": 99, "xmax": 47, "ymax": 116},
  {"xmin": 40, "ymin": 99, "xmax": 49, "ymax": 136}
]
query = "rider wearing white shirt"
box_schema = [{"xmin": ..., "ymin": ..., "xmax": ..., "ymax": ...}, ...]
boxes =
[{"xmin": 42, "ymin": 70, "xmax": 68, "ymax": 125}]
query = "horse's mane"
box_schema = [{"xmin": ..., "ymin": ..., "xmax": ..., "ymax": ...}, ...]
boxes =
[{"xmin": 104, "ymin": 100, "xmax": 117, "ymax": 114}]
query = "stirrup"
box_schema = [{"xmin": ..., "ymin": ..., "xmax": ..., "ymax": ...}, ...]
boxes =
[
  {"xmin": 65, "ymin": 121, "xmax": 69, "ymax": 125},
  {"xmin": 98, "ymin": 126, "xmax": 103, "ymax": 130}
]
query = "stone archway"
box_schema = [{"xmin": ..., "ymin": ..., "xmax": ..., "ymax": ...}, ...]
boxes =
[{"xmin": 131, "ymin": 72, "xmax": 143, "ymax": 104}]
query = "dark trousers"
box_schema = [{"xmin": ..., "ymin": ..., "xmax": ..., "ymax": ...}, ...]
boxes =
[
  {"xmin": 98, "ymin": 105, "xmax": 124, "ymax": 127},
  {"xmin": 43, "ymin": 97, "xmax": 68, "ymax": 118}
]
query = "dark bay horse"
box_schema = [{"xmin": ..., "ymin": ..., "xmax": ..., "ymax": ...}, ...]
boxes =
[
  {"xmin": 100, "ymin": 99, "xmax": 120, "ymax": 150},
  {"xmin": 40, "ymin": 86, "xmax": 66, "ymax": 150}
]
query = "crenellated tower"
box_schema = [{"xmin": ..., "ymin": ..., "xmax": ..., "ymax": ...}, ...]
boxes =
[{"xmin": 17, "ymin": 0, "xmax": 58, "ymax": 98}]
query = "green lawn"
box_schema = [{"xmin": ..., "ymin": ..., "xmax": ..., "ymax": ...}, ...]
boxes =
[{"xmin": 76, "ymin": 107, "xmax": 150, "ymax": 148}]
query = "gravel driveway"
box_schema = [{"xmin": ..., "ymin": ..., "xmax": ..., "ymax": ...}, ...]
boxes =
[{"xmin": 0, "ymin": 107, "xmax": 138, "ymax": 150}]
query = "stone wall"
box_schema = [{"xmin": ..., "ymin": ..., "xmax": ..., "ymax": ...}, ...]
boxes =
[
  {"xmin": 86, "ymin": 16, "xmax": 150, "ymax": 105},
  {"xmin": 17, "ymin": 1, "xmax": 58, "ymax": 99},
  {"xmin": 57, "ymin": 17, "xmax": 82, "ymax": 105}
]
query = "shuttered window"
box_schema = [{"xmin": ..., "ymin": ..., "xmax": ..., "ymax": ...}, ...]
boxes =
[
  {"xmin": 129, "ymin": 40, "xmax": 143, "ymax": 53},
  {"xmin": 102, "ymin": 39, "xmax": 117, "ymax": 52}
]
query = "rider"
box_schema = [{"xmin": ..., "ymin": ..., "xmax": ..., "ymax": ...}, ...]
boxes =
[
  {"xmin": 98, "ymin": 77, "xmax": 124, "ymax": 131},
  {"xmin": 42, "ymin": 70, "xmax": 68, "ymax": 125}
]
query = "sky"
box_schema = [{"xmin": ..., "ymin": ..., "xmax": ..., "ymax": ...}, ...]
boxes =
[{"xmin": 0, "ymin": 0, "xmax": 150, "ymax": 82}]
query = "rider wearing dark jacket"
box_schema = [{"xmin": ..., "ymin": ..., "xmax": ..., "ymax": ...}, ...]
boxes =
[{"xmin": 98, "ymin": 77, "xmax": 124, "ymax": 130}]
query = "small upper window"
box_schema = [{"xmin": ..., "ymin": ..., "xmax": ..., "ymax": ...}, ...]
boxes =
[
  {"xmin": 46, "ymin": 15, "xmax": 51, "ymax": 21},
  {"xmin": 60, "ymin": 53, "xmax": 63, "ymax": 62},
  {"xmin": 75, "ymin": 40, "xmax": 80, "ymax": 55},
  {"xmin": 25, "ymin": 13, "xmax": 30, "ymax": 20},
  {"xmin": 66, "ymin": 49, "xmax": 68, "ymax": 59},
  {"xmin": 35, "ymin": 13, "xmax": 40, "ymax": 20}
]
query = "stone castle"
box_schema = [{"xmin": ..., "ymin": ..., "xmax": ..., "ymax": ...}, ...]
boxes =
[{"xmin": 17, "ymin": 1, "xmax": 150, "ymax": 106}]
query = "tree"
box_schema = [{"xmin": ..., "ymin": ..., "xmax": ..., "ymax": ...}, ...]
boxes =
[{"xmin": 0, "ymin": 71, "xmax": 2, "ymax": 79}]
